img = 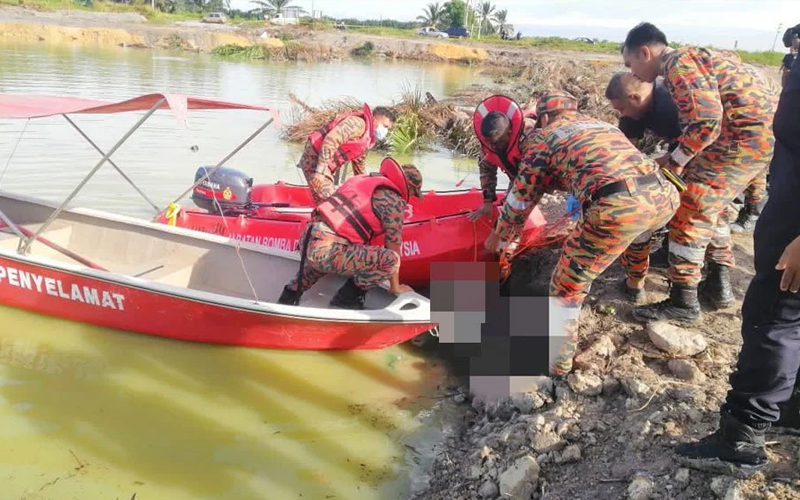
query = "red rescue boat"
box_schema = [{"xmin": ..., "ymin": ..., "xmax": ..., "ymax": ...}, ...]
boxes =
[
  {"xmin": 153, "ymin": 167, "xmax": 549, "ymax": 287},
  {"xmin": 0, "ymin": 93, "xmax": 440, "ymax": 350}
]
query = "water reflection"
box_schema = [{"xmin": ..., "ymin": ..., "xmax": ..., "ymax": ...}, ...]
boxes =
[{"xmin": 0, "ymin": 41, "xmax": 490, "ymax": 219}]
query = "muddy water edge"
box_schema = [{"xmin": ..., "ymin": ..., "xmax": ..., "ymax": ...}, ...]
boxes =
[{"xmin": 0, "ymin": 40, "xmax": 491, "ymax": 499}]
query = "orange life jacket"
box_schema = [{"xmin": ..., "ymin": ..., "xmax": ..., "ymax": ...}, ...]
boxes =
[
  {"xmin": 307, "ymin": 104, "xmax": 376, "ymax": 174},
  {"xmin": 473, "ymin": 95, "xmax": 536, "ymax": 180},
  {"xmin": 316, "ymin": 158, "xmax": 410, "ymax": 244}
]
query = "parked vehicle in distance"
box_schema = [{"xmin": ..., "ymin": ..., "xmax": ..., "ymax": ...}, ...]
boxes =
[
  {"xmin": 202, "ymin": 12, "xmax": 227, "ymax": 24},
  {"xmin": 446, "ymin": 27, "xmax": 470, "ymax": 38},
  {"xmin": 416, "ymin": 27, "xmax": 449, "ymax": 38}
]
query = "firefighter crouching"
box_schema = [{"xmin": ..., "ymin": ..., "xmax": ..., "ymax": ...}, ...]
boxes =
[
  {"xmin": 299, "ymin": 104, "xmax": 397, "ymax": 205},
  {"xmin": 468, "ymin": 95, "xmax": 538, "ymax": 222},
  {"xmin": 484, "ymin": 90, "xmax": 681, "ymax": 376},
  {"xmin": 278, "ymin": 158, "xmax": 423, "ymax": 310}
]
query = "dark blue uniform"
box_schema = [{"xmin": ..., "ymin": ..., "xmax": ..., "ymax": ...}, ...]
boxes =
[
  {"xmin": 618, "ymin": 79, "xmax": 682, "ymax": 151},
  {"xmin": 723, "ymin": 52, "xmax": 800, "ymax": 425},
  {"xmin": 782, "ymin": 53, "xmax": 795, "ymax": 72}
]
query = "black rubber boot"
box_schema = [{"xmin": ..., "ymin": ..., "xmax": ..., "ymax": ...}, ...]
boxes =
[
  {"xmin": 699, "ymin": 262, "xmax": 735, "ymax": 309},
  {"xmin": 731, "ymin": 203, "xmax": 761, "ymax": 234},
  {"xmin": 675, "ymin": 408, "xmax": 769, "ymax": 478},
  {"xmin": 330, "ymin": 278, "xmax": 367, "ymax": 310},
  {"xmin": 278, "ymin": 285, "xmax": 303, "ymax": 306},
  {"xmin": 620, "ymin": 278, "xmax": 646, "ymax": 304},
  {"xmin": 631, "ymin": 283, "xmax": 701, "ymax": 324}
]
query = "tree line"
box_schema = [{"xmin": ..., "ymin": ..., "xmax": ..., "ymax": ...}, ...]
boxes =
[{"xmin": 417, "ymin": 1, "xmax": 517, "ymax": 39}]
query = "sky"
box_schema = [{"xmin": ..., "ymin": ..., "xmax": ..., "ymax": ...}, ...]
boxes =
[{"xmin": 231, "ymin": 0, "xmax": 798, "ymax": 52}]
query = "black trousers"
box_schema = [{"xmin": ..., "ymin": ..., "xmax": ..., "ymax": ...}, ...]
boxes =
[{"xmin": 724, "ymin": 139, "xmax": 800, "ymax": 425}]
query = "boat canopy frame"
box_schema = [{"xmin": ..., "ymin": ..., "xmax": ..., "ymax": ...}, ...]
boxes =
[{"xmin": 0, "ymin": 93, "xmax": 281, "ymax": 258}]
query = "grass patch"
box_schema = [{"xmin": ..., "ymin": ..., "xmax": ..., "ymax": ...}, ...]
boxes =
[
  {"xmin": 211, "ymin": 44, "xmax": 270, "ymax": 59},
  {"xmin": 211, "ymin": 42, "xmax": 333, "ymax": 62},
  {"xmin": 480, "ymin": 35, "xmax": 622, "ymax": 53},
  {"xmin": 737, "ymin": 50, "xmax": 784, "ymax": 66},
  {"xmin": 346, "ymin": 26, "xmax": 418, "ymax": 39},
  {"xmin": 350, "ymin": 41, "xmax": 374, "ymax": 57}
]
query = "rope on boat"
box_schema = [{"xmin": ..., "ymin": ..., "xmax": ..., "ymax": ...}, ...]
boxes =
[
  {"xmin": 497, "ymin": 207, "xmax": 581, "ymax": 284},
  {"xmin": 204, "ymin": 184, "xmax": 261, "ymax": 304},
  {"xmin": 0, "ymin": 119, "xmax": 29, "ymax": 186}
]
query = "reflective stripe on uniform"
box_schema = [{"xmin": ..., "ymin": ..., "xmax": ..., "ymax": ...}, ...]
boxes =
[
  {"xmin": 670, "ymin": 147, "xmax": 694, "ymax": 168},
  {"xmin": 505, "ymin": 190, "xmax": 530, "ymax": 211},
  {"xmin": 669, "ymin": 240, "xmax": 707, "ymax": 263},
  {"xmin": 714, "ymin": 221, "xmax": 731, "ymax": 238}
]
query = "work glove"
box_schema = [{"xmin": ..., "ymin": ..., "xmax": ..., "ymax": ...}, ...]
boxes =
[{"xmin": 566, "ymin": 194, "xmax": 581, "ymax": 219}]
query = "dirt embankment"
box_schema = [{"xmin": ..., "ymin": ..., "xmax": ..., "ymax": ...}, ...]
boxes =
[{"xmin": 0, "ymin": 6, "xmax": 621, "ymax": 66}]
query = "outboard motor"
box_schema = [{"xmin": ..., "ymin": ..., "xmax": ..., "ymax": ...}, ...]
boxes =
[{"xmin": 191, "ymin": 166, "xmax": 253, "ymax": 216}]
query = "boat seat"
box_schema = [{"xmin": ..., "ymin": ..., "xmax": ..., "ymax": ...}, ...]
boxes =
[{"xmin": 117, "ymin": 261, "xmax": 195, "ymax": 286}]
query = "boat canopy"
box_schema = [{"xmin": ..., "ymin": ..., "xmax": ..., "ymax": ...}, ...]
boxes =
[{"xmin": 0, "ymin": 93, "xmax": 281, "ymax": 127}]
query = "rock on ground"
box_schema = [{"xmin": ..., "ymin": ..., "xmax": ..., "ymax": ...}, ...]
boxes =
[
  {"xmin": 668, "ymin": 359, "xmax": 707, "ymax": 383},
  {"xmin": 567, "ymin": 372, "xmax": 603, "ymax": 396},
  {"xmin": 558, "ymin": 444, "xmax": 582, "ymax": 463},
  {"xmin": 478, "ymin": 479, "xmax": 499, "ymax": 499},
  {"xmin": 674, "ymin": 468, "xmax": 691, "ymax": 484},
  {"xmin": 627, "ymin": 474, "xmax": 655, "ymax": 500},
  {"xmin": 499, "ymin": 455, "xmax": 540, "ymax": 500},
  {"xmin": 531, "ymin": 428, "xmax": 567, "ymax": 454},
  {"xmin": 621, "ymin": 378, "xmax": 651, "ymax": 399},
  {"xmin": 647, "ymin": 322, "xmax": 708, "ymax": 356}
]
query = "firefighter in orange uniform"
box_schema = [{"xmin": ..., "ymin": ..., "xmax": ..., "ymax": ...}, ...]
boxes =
[
  {"xmin": 279, "ymin": 158, "xmax": 423, "ymax": 310},
  {"xmin": 299, "ymin": 104, "xmax": 397, "ymax": 205},
  {"xmin": 468, "ymin": 95, "xmax": 538, "ymax": 222}
]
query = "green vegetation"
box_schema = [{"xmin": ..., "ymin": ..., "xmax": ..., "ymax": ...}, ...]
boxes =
[
  {"xmin": 346, "ymin": 26, "xmax": 418, "ymax": 38},
  {"xmin": 350, "ymin": 41, "xmax": 374, "ymax": 58},
  {"xmin": 330, "ymin": 18, "xmax": 418, "ymax": 30},
  {"xmin": 737, "ymin": 50, "xmax": 785, "ymax": 66},
  {"xmin": 0, "ymin": 0, "xmax": 262, "ymax": 23},
  {"xmin": 211, "ymin": 42, "xmax": 328, "ymax": 62},
  {"xmin": 211, "ymin": 44, "xmax": 268, "ymax": 58},
  {"xmin": 481, "ymin": 35, "xmax": 621, "ymax": 53},
  {"xmin": 444, "ymin": 0, "xmax": 473, "ymax": 30}
]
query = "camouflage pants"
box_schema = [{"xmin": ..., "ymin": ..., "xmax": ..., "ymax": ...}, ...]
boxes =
[
  {"xmin": 298, "ymin": 144, "xmax": 336, "ymax": 206},
  {"xmin": 668, "ymin": 147, "xmax": 772, "ymax": 286},
  {"xmin": 286, "ymin": 222, "xmax": 400, "ymax": 293},
  {"xmin": 744, "ymin": 164, "xmax": 769, "ymax": 205},
  {"xmin": 549, "ymin": 178, "xmax": 680, "ymax": 375},
  {"xmin": 721, "ymin": 163, "xmax": 769, "ymax": 220}
]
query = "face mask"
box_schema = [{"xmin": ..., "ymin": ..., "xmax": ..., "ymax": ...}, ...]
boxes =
[{"xmin": 375, "ymin": 124, "xmax": 389, "ymax": 142}]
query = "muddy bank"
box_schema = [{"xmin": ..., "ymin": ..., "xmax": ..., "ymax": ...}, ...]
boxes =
[
  {"xmin": 0, "ymin": 6, "xmax": 621, "ymax": 66},
  {"xmin": 0, "ymin": 8, "xmax": 263, "ymax": 52},
  {"xmin": 411, "ymin": 227, "xmax": 800, "ymax": 500}
]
